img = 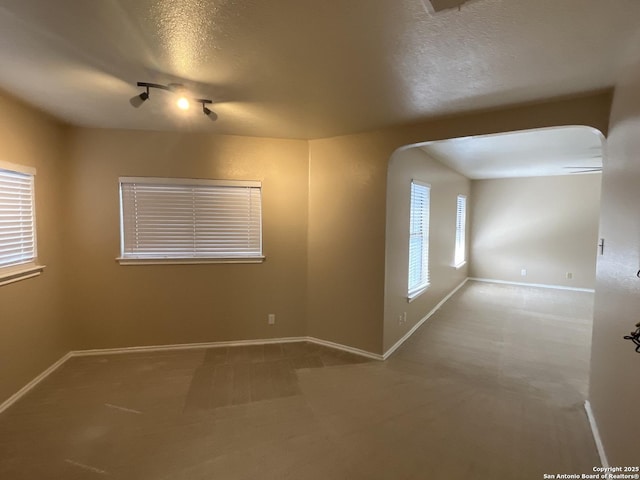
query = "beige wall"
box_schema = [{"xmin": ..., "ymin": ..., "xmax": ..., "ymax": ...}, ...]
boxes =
[
  {"xmin": 63, "ymin": 129, "xmax": 309, "ymax": 349},
  {"xmin": 308, "ymin": 92, "xmax": 612, "ymax": 354},
  {"xmin": 590, "ymin": 59, "xmax": 640, "ymax": 464},
  {"xmin": 384, "ymin": 148, "xmax": 470, "ymax": 352},
  {"xmin": 0, "ymin": 91, "xmax": 71, "ymax": 403},
  {"xmin": 470, "ymin": 174, "xmax": 602, "ymax": 289},
  {"xmin": 0, "ymin": 90, "xmax": 613, "ymax": 404}
]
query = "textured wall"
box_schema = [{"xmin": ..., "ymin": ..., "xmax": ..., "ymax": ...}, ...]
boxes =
[
  {"xmin": 590, "ymin": 59, "xmax": 640, "ymax": 465},
  {"xmin": 470, "ymin": 174, "xmax": 602, "ymax": 289},
  {"xmin": 63, "ymin": 129, "xmax": 309, "ymax": 350},
  {"xmin": 0, "ymin": 91, "xmax": 613, "ymax": 404},
  {"xmin": 308, "ymin": 92, "xmax": 612, "ymax": 354},
  {"xmin": 384, "ymin": 148, "xmax": 470, "ymax": 353},
  {"xmin": 0, "ymin": 91, "xmax": 71, "ymax": 404}
]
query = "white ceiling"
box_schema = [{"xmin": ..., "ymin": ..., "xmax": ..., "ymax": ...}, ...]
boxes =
[
  {"xmin": 0, "ymin": 0, "xmax": 639, "ymax": 139},
  {"xmin": 420, "ymin": 126, "xmax": 604, "ymax": 179}
]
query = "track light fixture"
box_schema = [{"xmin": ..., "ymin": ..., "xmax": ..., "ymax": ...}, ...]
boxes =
[{"xmin": 131, "ymin": 82, "xmax": 216, "ymax": 119}]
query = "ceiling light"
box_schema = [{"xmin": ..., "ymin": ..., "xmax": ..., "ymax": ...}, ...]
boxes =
[
  {"xmin": 132, "ymin": 82, "xmax": 216, "ymax": 119},
  {"xmin": 176, "ymin": 97, "xmax": 190, "ymax": 110}
]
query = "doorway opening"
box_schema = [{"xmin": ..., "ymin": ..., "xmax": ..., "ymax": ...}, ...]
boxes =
[{"xmin": 383, "ymin": 125, "xmax": 605, "ymax": 382}]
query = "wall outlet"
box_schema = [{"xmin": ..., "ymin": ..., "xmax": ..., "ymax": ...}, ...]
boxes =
[
  {"xmin": 398, "ymin": 312, "xmax": 408, "ymax": 325},
  {"xmin": 268, "ymin": 314, "xmax": 276, "ymax": 325},
  {"xmin": 521, "ymin": 268, "xmax": 527, "ymax": 277},
  {"xmin": 566, "ymin": 272, "xmax": 573, "ymax": 279}
]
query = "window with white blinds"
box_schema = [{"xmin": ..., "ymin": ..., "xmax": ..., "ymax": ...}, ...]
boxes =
[
  {"xmin": 454, "ymin": 194, "xmax": 467, "ymax": 267},
  {"xmin": 119, "ymin": 177, "xmax": 263, "ymax": 263},
  {"xmin": 0, "ymin": 164, "xmax": 37, "ymax": 275},
  {"xmin": 408, "ymin": 181, "xmax": 430, "ymax": 298}
]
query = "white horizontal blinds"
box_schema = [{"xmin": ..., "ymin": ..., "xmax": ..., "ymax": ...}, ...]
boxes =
[
  {"xmin": 454, "ymin": 194, "xmax": 467, "ymax": 266},
  {"xmin": 0, "ymin": 168, "xmax": 36, "ymax": 269},
  {"xmin": 120, "ymin": 178, "xmax": 262, "ymax": 259},
  {"xmin": 408, "ymin": 181, "xmax": 430, "ymax": 295}
]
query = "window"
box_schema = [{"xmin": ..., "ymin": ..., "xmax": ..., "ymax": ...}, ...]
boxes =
[
  {"xmin": 0, "ymin": 161, "xmax": 42, "ymax": 285},
  {"xmin": 408, "ymin": 180, "xmax": 430, "ymax": 299},
  {"xmin": 454, "ymin": 194, "xmax": 467, "ymax": 267},
  {"xmin": 119, "ymin": 177, "xmax": 264, "ymax": 264}
]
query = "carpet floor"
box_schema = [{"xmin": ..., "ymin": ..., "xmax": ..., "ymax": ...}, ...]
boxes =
[{"xmin": 0, "ymin": 281, "xmax": 599, "ymax": 479}]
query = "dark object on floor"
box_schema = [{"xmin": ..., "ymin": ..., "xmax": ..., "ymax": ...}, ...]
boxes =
[{"xmin": 623, "ymin": 322, "xmax": 640, "ymax": 353}]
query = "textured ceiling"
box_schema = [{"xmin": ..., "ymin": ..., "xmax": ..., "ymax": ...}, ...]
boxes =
[
  {"xmin": 0, "ymin": 0, "xmax": 639, "ymax": 139},
  {"xmin": 420, "ymin": 126, "xmax": 604, "ymax": 179}
]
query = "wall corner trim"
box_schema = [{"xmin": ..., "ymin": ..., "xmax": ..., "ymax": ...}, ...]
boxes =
[
  {"xmin": 0, "ymin": 351, "xmax": 73, "ymax": 415},
  {"xmin": 306, "ymin": 337, "xmax": 384, "ymax": 361},
  {"xmin": 584, "ymin": 400, "xmax": 609, "ymax": 468},
  {"xmin": 383, "ymin": 278, "xmax": 469, "ymax": 360}
]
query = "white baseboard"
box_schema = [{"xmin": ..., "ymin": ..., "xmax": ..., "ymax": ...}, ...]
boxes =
[
  {"xmin": 72, "ymin": 336, "xmax": 383, "ymax": 360},
  {"xmin": 383, "ymin": 278, "xmax": 469, "ymax": 360},
  {"xmin": 0, "ymin": 335, "xmax": 382, "ymax": 414},
  {"xmin": 72, "ymin": 336, "xmax": 309, "ymax": 357},
  {"xmin": 0, "ymin": 351, "xmax": 73, "ymax": 415},
  {"xmin": 469, "ymin": 277, "xmax": 595, "ymax": 293},
  {"xmin": 584, "ymin": 400, "xmax": 609, "ymax": 468}
]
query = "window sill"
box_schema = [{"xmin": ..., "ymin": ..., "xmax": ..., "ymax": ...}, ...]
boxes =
[
  {"xmin": 117, "ymin": 257, "xmax": 266, "ymax": 265},
  {"xmin": 455, "ymin": 261, "xmax": 467, "ymax": 270},
  {"xmin": 0, "ymin": 264, "xmax": 46, "ymax": 287},
  {"xmin": 407, "ymin": 284, "xmax": 430, "ymax": 303}
]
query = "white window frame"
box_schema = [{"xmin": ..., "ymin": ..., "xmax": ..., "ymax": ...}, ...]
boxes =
[
  {"xmin": 407, "ymin": 180, "xmax": 430, "ymax": 301},
  {"xmin": 118, "ymin": 177, "xmax": 265, "ymax": 265},
  {"xmin": 0, "ymin": 161, "xmax": 45, "ymax": 286},
  {"xmin": 454, "ymin": 194, "xmax": 467, "ymax": 268}
]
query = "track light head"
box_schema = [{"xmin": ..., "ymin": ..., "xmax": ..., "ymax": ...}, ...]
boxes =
[
  {"xmin": 201, "ymin": 101, "xmax": 217, "ymax": 120},
  {"xmin": 130, "ymin": 85, "xmax": 150, "ymax": 108}
]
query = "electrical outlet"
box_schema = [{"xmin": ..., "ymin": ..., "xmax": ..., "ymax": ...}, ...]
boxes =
[
  {"xmin": 398, "ymin": 314, "xmax": 403, "ymax": 325},
  {"xmin": 402, "ymin": 312, "xmax": 407, "ymax": 324},
  {"xmin": 566, "ymin": 272, "xmax": 573, "ymax": 279},
  {"xmin": 268, "ymin": 314, "xmax": 275, "ymax": 325},
  {"xmin": 521, "ymin": 268, "xmax": 527, "ymax": 277}
]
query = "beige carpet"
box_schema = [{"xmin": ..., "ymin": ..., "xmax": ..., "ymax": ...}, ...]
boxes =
[{"xmin": 0, "ymin": 281, "xmax": 599, "ymax": 479}]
